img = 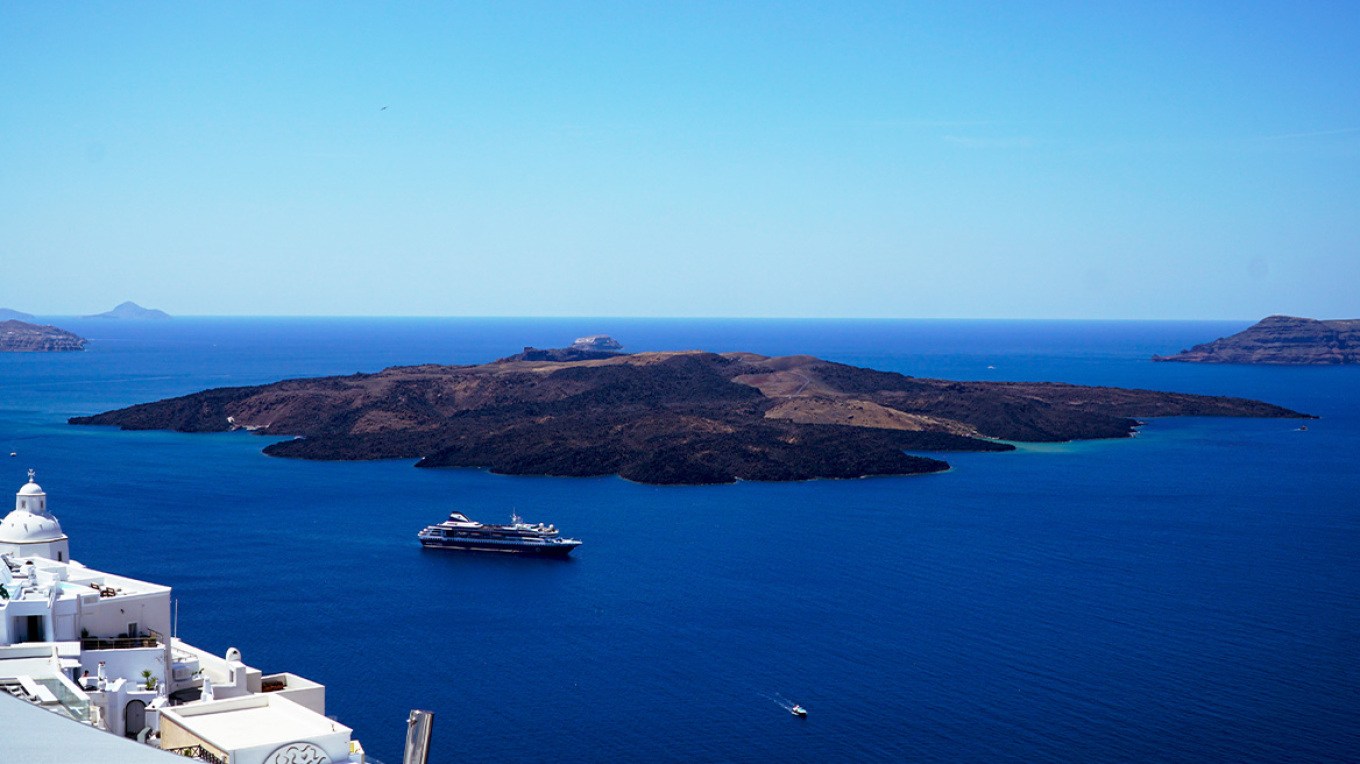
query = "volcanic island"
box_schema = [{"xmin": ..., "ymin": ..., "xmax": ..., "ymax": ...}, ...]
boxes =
[
  {"xmin": 1153, "ymin": 315, "xmax": 1360, "ymax": 364},
  {"xmin": 70, "ymin": 344, "xmax": 1311, "ymax": 484},
  {"xmin": 0, "ymin": 320, "xmax": 88, "ymax": 352}
]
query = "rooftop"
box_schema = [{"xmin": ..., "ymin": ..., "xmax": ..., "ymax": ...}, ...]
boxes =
[
  {"xmin": 3, "ymin": 556, "xmax": 171, "ymax": 600},
  {"xmin": 162, "ymin": 693, "xmax": 351, "ymax": 751}
]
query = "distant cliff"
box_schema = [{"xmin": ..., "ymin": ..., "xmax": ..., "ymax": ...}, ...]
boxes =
[
  {"xmin": 70, "ymin": 348, "xmax": 1310, "ymax": 485},
  {"xmin": 571, "ymin": 335, "xmax": 624, "ymax": 352},
  {"xmin": 0, "ymin": 308, "xmax": 36, "ymax": 322},
  {"xmin": 1153, "ymin": 315, "xmax": 1360, "ymax": 364},
  {"xmin": 82, "ymin": 301, "xmax": 171, "ymax": 320},
  {"xmin": 0, "ymin": 320, "xmax": 87, "ymax": 352}
]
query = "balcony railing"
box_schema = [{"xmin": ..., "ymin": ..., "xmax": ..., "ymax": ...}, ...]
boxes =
[
  {"xmin": 80, "ymin": 635, "xmax": 160, "ymax": 651},
  {"xmin": 164, "ymin": 745, "xmax": 226, "ymax": 764}
]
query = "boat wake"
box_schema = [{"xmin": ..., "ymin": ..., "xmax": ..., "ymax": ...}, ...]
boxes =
[{"xmin": 761, "ymin": 692, "xmax": 806, "ymax": 716}]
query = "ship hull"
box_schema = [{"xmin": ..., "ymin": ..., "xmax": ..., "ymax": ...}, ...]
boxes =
[{"xmin": 418, "ymin": 537, "xmax": 579, "ymax": 557}]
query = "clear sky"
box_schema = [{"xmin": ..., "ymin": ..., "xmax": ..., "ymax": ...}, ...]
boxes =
[{"xmin": 2, "ymin": 2, "xmax": 1357, "ymax": 319}]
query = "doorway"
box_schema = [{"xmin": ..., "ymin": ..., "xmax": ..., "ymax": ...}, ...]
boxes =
[
  {"xmin": 9, "ymin": 615, "xmax": 45, "ymax": 642},
  {"xmin": 124, "ymin": 700, "xmax": 146, "ymax": 738}
]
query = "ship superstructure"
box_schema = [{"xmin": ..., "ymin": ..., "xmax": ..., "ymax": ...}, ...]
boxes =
[{"xmin": 418, "ymin": 512, "xmax": 582, "ymax": 557}]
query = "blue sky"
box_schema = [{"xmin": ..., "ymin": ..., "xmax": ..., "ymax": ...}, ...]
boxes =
[{"xmin": 2, "ymin": 2, "xmax": 1357, "ymax": 318}]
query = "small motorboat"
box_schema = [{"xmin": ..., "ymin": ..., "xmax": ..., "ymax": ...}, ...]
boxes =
[{"xmin": 791, "ymin": 705, "xmax": 807, "ymax": 717}]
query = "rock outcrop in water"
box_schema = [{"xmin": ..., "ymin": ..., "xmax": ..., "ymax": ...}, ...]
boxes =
[
  {"xmin": 1153, "ymin": 315, "xmax": 1360, "ymax": 364},
  {"xmin": 69, "ymin": 349, "xmax": 1311, "ymax": 484},
  {"xmin": 0, "ymin": 320, "xmax": 87, "ymax": 352}
]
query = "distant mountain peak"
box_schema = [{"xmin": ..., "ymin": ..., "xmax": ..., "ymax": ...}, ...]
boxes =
[
  {"xmin": 82, "ymin": 301, "xmax": 172, "ymax": 320},
  {"xmin": 0, "ymin": 307, "xmax": 36, "ymax": 322}
]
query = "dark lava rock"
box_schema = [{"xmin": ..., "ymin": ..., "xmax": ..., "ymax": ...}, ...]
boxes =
[
  {"xmin": 497, "ymin": 346, "xmax": 626, "ymax": 363},
  {"xmin": 69, "ymin": 348, "xmax": 1311, "ymax": 485},
  {"xmin": 1153, "ymin": 315, "xmax": 1360, "ymax": 364},
  {"xmin": 497, "ymin": 335, "xmax": 628, "ymax": 363}
]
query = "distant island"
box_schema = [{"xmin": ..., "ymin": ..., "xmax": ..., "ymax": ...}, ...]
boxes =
[
  {"xmin": 69, "ymin": 344, "xmax": 1311, "ymax": 484},
  {"xmin": 82, "ymin": 301, "xmax": 171, "ymax": 320},
  {"xmin": 1153, "ymin": 315, "xmax": 1360, "ymax": 364},
  {"xmin": 0, "ymin": 320, "xmax": 88, "ymax": 352},
  {"xmin": 0, "ymin": 308, "xmax": 37, "ymax": 322},
  {"xmin": 500, "ymin": 334, "xmax": 627, "ymax": 362}
]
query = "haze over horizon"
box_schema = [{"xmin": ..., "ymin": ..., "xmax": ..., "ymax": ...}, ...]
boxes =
[{"xmin": 3, "ymin": 3, "xmax": 1357, "ymax": 320}]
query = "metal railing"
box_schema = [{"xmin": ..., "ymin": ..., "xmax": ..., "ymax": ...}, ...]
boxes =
[
  {"xmin": 165, "ymin": 745, "xmax": 226, "ymax": 764},
  {"xmin": 80, "ymin": 635, "xmax": 160, "ymax": 651}
]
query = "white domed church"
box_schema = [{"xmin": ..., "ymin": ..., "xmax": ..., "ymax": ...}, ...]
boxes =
[{"xmin": 0, "ymin": 470, "xmax": 70, "ymax": 563}]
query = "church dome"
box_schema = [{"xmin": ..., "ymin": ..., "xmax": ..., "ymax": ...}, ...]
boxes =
[
  {"xmin": 0, "ymin": 508, "xmax": 65, "ymax": 544},
  {"xmin": 4, "ymin": 472, "xmax": 65, "ymax": 545}
]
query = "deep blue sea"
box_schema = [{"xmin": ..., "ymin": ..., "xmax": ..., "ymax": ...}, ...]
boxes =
[{"xmin": 2, "ymin": 318, "xmax": 1357, "ymax": 763}]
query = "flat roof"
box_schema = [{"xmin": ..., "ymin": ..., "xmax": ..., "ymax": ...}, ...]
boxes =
[
  {"xmin": 0, "ymin": 653, "xmax": 61, "ymax": 679},
  {"xmin": 165, "ymin": 694, "xmax": 350, "ymax": 751},
  {"xmin": 4, "ymin": 556, "xmax": 171, "ymax": 599}
]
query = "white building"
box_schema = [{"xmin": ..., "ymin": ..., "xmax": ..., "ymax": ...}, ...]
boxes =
[
  {"xmin": 0, "ymin": 470, "xmax": 70, "ymax": 562},
  {"xmin": 0, "ymin": 472, "xmax": 367, "ymax": 764}
]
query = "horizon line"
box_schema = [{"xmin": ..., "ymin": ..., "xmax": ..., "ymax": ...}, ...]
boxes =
[{"xmin": 9, "ymin": 313, "xmax": 1282, "ymax": 322}]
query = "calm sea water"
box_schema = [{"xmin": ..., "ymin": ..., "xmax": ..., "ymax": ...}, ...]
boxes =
[{"xmin": 2, "ymin": 318, "xmax": 1357, "ymax": 763}]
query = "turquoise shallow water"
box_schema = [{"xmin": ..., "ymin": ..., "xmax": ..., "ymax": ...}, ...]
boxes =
[{"xmin": 2, "ymin": 318, "xmax": 1357, "ymax": 763}]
